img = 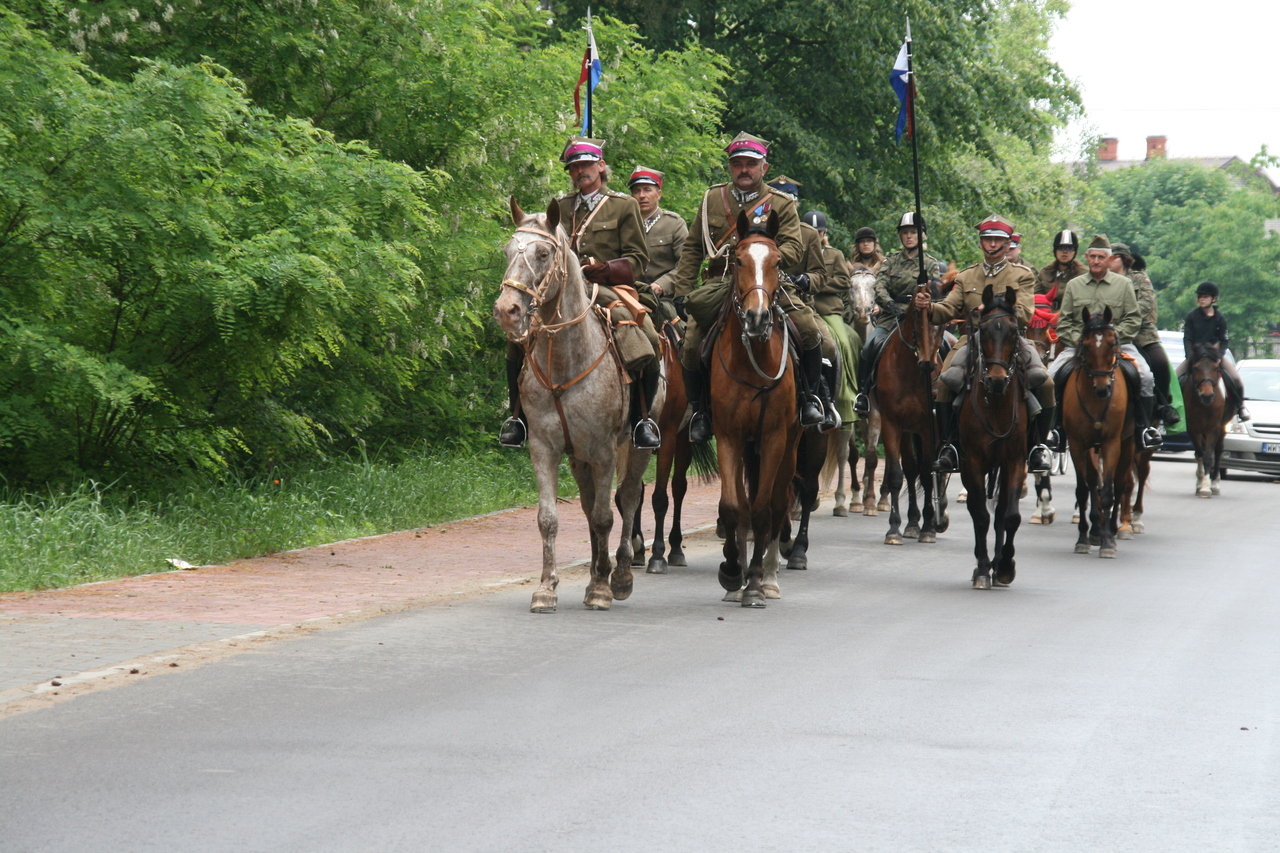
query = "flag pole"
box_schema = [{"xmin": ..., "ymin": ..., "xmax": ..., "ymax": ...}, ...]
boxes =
[
  {"xmin": 906, "ymin": 16, "xmax": 927, "ymax": 286},
  {"xmin": 585, "ymin": 7, "xmax": 593, "ymax": 137}
]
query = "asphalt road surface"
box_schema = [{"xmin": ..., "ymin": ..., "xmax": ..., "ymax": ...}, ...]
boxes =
[{"xmin": 2, "ymin": 459, "xmax": 1278, "ymax": 852}]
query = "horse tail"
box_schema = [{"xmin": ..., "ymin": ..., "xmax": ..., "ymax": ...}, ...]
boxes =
[
  {"xmin": 689, "ymin": 436, "xmax": 719, "ymax": 483},
  {"xmin": 819, "ymin": 430, "xmax": 842, "ymax": 490}
]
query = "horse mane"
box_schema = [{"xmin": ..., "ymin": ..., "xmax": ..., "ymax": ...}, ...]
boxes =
[{"xmin": 1192, "ymin": 341, "xmax": 1222, "ymax": 362}]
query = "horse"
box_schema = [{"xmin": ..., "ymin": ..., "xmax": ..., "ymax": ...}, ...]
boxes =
[
  {"xmin": 492, "ymin": 198, "xmax": 661, "ymax": 612},
  {"xmin": 707, "ymin": 210, "xmax": 801, "ymax": 607},
  {"xmin": 873, "ymin": 284, "xmax": 945, "ymax": 546},
  {"xmin": 1181, "ymin": 342, "xmax": 1236, "ymax": 498},
  {"xmin": 1061, "ymin": 306, "xmax": 1132, "ymax": 558},
  {"xmin": 957, "ymin": 288, "xmax": 1029, "ymax": 589},
  {"xmin": 782, "ymin": 419, "xmax": 831, "ymax": 571},
  {"xmin": 1024, "ymin": 308, "xmax": 1063, "ymax": 525}
]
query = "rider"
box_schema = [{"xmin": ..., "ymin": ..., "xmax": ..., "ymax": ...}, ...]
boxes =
[
  {"xmin": 1110, "ymin": 243, "xmax": 1180, "ymax": 427},
  {"xmin": 848, "ymin": 226, "xmax": 884, "ymax": 274},
  {"xmin": 1005, "ymin": 232, "xmax": 1030, "ymax": 268},
  {"xmin": 926, "ymin": 215, "xmax": 1055, "ymax": 474},
  {"xmin": 628, "ymin": 166, "xmax": 688, "ymax": 327},
  {"xmin": 853, "ymin": 212, "xmax": 942, "ymax": 416},
  {"xmin": 1047, "ymin": 234, "xmax": 1163, "ymax": 451},
  {"xmin": 1036, "ymin": 230, "xmax": 1084, "ymax": 312},
  {"xmin": 672, "ymin": 132, "xmax": 827, "ymax": 442},
  {"xmin": 802, "ymin": 208, "xmax": 857, "ymax": 426},
  {"xmin": 498, "ymin": 137, "xmax": 660, "ymax": 450},
  {"xmin": 1178, "ymin": 281, "xmax": 1251, "ymax": 420}
]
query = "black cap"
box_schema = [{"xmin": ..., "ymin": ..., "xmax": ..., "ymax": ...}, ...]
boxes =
[
  {"xmin": 1196, "ymin": 281, "xmax": 1219, "ymax": 298},
  {"xmin": 802, "ymin": 210, "xmax": 828, "ymax": 231},
  {"xmin": 854, "ymin": 226, "xmax": 877, "ymax": 242}
]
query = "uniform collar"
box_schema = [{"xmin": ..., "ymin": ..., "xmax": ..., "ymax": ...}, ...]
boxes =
[
  {"xmin": 577, "ymin": 189, "xmax": 604, "ymax": 211},
  {"xmin": 982, "ymin": 259, "xmax": 1007, "ymax": 277},
  {"xmin": 731, "ymin": 187, "xmax": 760, "ymax": 204},
  {"xmin": 643, "ymin": 209, "xmax": 663, "ymax": 233}
]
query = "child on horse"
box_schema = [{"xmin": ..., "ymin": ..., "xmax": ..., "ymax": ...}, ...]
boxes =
[
  {"xmin": 1178, "ymin": 281, "xmax": 1251, "ymax": 421},
  {"xmin": 925, "ymin": 216, "xmax": 1055, "ymax": 475}
]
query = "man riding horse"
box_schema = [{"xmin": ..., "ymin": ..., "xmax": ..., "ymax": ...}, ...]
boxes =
[
  {"xmin": 1110, "ymin": 242, "xmax": 1180, "ymax": 428},
  {"xmin": 801, "ymin": 207, "xmax": 858, "ymax": 428},
  {"xmin": 672, "ymin": 132, "xmax": 831, "ymax": 442},
  {"xmin": 628, "ymin": 166, "xmax": 688, "ymax": 328},
  {"xmin": 924, "ymin": 215, "xmax": 1055, "ymax": 475},
  {"xmin": 1047, "ymin": 234, "xmax": 1163, "ymax": 452},
  {"xmin": 499, "ymin": 137, "xmax": 662, "ymax": 450},
  {"xmin": 854, "ymin": 212, "xmax": 942, "ymax": 416}
]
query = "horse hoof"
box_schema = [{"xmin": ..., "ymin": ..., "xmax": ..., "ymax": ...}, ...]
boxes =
[
  {"xmin": 718, "ymin": 564, "xmax": 742, "ymax": 592},
  {"xmin": 850, "ymin": 502, "xmax": 864, "ymax": 513},
  {"xmin": 715, "ymin": 521, "xmax": 727, "ymax": 539},
  {"xmin": 786, "ymin": 555, "xmax": 808, "ymax": 570},
  {"xmin": 885, "ymin": 534, "xmax": 903, "ymax": 546},
  {"xmin": 668, "ymin": 551, "xmax": 687, "ymax": 567},
  {"xmin": 722, "ymin": 588, "xmax": 743, "ymax": 602},
  {"xmin": 1211, "ymin": 486, "xmax": 1221, "ymax": 496},
  {"xmin": 877, "ymin": 498, "xmax": 891, "ymax": 512},
  {"xmin": 957, "ymin": 491, "xmax": 967, "ymax": 503},
  {"xmin": 1131, "ymin": 521, "xmax": 1143, "ymax": 534},
  {"xmin": 973, "ymin": 572, "xmax": 992, "ymax": 590},
  {"xmin": 903, "ymin": 526, "xmax": 920, "ymax": 539},
  {"xmin": 1074, "ymin": 543, "xmax": 1091, "ymax": 554},
  {"xmin": 1042, "ymin": 510, "xmax": 1055, "ymax": 525},
  {"xmin": 646, "ymin": 557, "xmax": 668, "ymax": 574},
  {"xmin": 1029, "ymin": 514, "xmax": 1043, "ymax": 524},
  {"xmin": 630, "ymin": 555, "xmax": 645, "ymax": 567},
  {"xmin": 741, "ymin": 589, "xmax": 767, "ymax": 608},
  {"xmin": 610, "ymin": 577, "xmax": 633, "ymax": 600},
  {"xmin": 995, "ymin": 564, "xmax": 1015, "ymax": 586},
  {"xmin": 762, "ymin": 583, "xmax": 781, "ymax": 599},
  {"xmin": 936, "ymin": 513, "xmax": 950, "ymax": 533},
  {"xmin": 1099, "ymin": 548, "xmax": 1116, "ymax": 559},
  {"xmin": 918, "ymin": 531, "xmax": 937, "ymax": 544},
  {"xmin": 1117, "ymin": 530, "xmax": 1133, "ymax": 540},
  {"xmin": 779, "ymin": 539, "xmax": 794, "ymax": 558},
  {"xmin": 1196, "ymin": 490, "xmax": 1211, "ymax": 499},
  {"xmin": 863, "ymin": 507, "xmax": 878, "ymax": 517},
  {"xmin": 583, "ymin": 590, "xmax": 613, "ymax": 610},
  {"xmin": 833, "ymin": 506, "xmax": 848, "ymax": 517}
]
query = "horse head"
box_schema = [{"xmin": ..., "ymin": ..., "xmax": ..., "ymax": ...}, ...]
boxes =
[
  {"xmin": 494, "ymin": 197, "xmax": 575, "ymax": 341},
  {"xmin": 975, "ymin": 284, "xmax": 1019, "ymax": 396},
  {"xmin": 1191, "ymin": 342, "xmax": 1223, "ymax": 405},
  {"xmin": 847, "ymin": 265, "xmax": 877, "ymax": 328},
  {"xmin": 732, "ymin": 209, "xmax": 781, "ymax": 341},
  {"xmin": 905, "ymin": 282, "xmax": 939, "ymax": 374},
  {"xmin": 1078, "ymin": 305, "xmax": 1117, "ymax": 399}
]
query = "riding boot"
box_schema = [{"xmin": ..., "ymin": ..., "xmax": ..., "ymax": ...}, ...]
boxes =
[
  {"xmin": 630, "ymin": 369, "xmax": 662, "ymax": 450},
  {"xmin": 854, "ymin": 336, "xmax": 874, "ymax": 416},
  {"xmin": 1154, "ymin": 385, "xmax": 1181, "ymax": 427},
  {"xmin": 683, "ymin": 366, "xmax": 713, "ymax": 443},
  {"xmin": 821, "ymin": 359, "xmax": 841, "ymax": 430},
  {"xmin": 1137, "ymin": 395, "xmax": 1163, "ymax": 450},
  {"xmin": 498, "ymin": 353, "xmax": 527, "ymax": 447},
  {"xmin": 1028, "ymin": 407, "xmax": 1054, "ymax": 474},
  {"xmin": 1048, "ymin": 377, "xmax": 1066, "ymax": 452},
  {"xmin": 799, "ymin": 345, "xmax": 826, "ymax": 427},
  {"xmin": 1227, "ymin": 376, "xmax": 1252, "ymax": 421},
  {"xmin": 933, "ymin": 401, "xmax": 960, "ymax": 473}
]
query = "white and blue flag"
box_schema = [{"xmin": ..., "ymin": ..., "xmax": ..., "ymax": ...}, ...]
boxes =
[{"xmin": 892, "ymin": 38, "xmax": 913, "ymax": 143}]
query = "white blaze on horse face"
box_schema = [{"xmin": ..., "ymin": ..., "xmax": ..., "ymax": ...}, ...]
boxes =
[{"xmin": 747, "ymin": 242, "xmax": 770, "ymax": 311}]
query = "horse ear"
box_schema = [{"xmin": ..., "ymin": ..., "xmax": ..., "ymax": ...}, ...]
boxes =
[
  {"xmin": 545, "ymin": 198, "xmax": 561, "ymax": 233},
  {"xmin": 981, "ymin": 284, "xmax": 995, "ymax": 309},
  {"xmin": 1103, "ymin": 305, "xmax": 1113, "ymax": 324},
  {"xmin": 736, "ymin": 210, "xmax": 751, "ymax": 242},
  {"xmin": 510, "ymin": 196, "xmax": 525, "ymax": 226},
  {"xmin": 1081, "ymin": 306, "xmax": 1091, "ymax": 324},
  {"xmin": 766, "ymin": 209, "xmax": 780, "ymax": 239}
]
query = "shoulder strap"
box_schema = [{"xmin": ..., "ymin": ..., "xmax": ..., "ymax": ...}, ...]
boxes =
[{"xmin": 569, "ymin": 196, "xmax": 611, "ymax": 256}]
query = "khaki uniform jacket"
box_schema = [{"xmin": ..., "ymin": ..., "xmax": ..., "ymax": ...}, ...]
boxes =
[
  {"xmin": 814, "ymin": 245, "xmax": 852, "ymax": 317},
  {"xmin": 1128, "ymin": 269, "xmax": 1160, "ymax": 347},
  {"xmin": 786, "ymin": 223, "xmax": 828, "ymax": 304},
  {"xmin": 638, "ymin": 209, "xmax": 687, "ymax": 298},
  {"xmin": 874, "ymin": 248, "xmax": 942, "ymax": 330},
  {"xmin": 1057, "ymin": 271, "xmax": 1141, "ymax": 348},
  {"xmin": 672, "ymin": 183, "xmax": 803, "ymax": 299},
  {"xmin": 555, "ymin": 190, "xmax": 649, "ymax": 280},
  {"xmin": 1036, "ymin": 260, "xmax": 1085, "ymax": 308},
  {"xmin": 929, "ymin": 261, "xmax": 1034, "ymax": 333}
]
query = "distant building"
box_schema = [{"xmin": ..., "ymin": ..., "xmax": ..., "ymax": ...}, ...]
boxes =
[{"xmin": 1090, "ymin": 135, "xmax": 1279, "ymax": 194}]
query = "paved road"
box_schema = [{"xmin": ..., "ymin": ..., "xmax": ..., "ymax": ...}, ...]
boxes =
[{"xmin": 2, "ymin": 459, "xmax": 1278, "ymax": 852}]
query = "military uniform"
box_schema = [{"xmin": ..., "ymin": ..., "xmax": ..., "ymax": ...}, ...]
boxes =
[
  {"xmin": 1035, "ymin": 260, "xmax": 1084, "ymax": 310},
  {"xmin": 1126, "ymin": 264, "xmax": 1177, "ymax": 421},
  {"xmin": 873, "ymin": 248, "xmax": 942, "ymax": 331},
  {"xmin": 814, "ymin": 245, "xmax": 852, "ymax": 317},
  {"xmin": 636, "ymin": 208, "xmax": 687, "ymax": 322}
]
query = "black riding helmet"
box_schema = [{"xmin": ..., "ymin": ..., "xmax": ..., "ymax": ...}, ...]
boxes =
[
  {"xmin": 854, "ymin": 226, "xmax": 877, "ymax": 242},
  {"xmin": 1195, "ymin": 281, "xmax": 1220, "ymax": 299},
  {"xmin": 897, "ymin": 211, "xmax": 924, "ymax": 232},
  {"xmin": 1052, "ymin": 229, "xmax": 1079, "ymax": 251}
]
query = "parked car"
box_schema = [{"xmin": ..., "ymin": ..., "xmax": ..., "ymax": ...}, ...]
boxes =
[
  {"xmin": 1221, "ymin": 359, "xmax": 1280, "ymax": 476},
  {"xmin": 1157, "ymin": 330, "xmax": 1192, "ymax": 453}
]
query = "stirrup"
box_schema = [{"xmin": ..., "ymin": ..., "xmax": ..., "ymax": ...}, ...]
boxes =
[
  {"xmin": 1139, "ymin": 426, "xmax": 1163, "ymax": 450},
  {"xmin": 689, "ymin": 411, "xmax": 713, "ymax": 443},
  {"xmin": 1027, "ymin": 444, "xmax": 1052, "ymax": 474},
  {"xmin": 1237, "ymin": 405, "xmax": 1252, "ymax": 422},
  {"xmin": 800, "ymin": 396, "xmax": 824, "ymax": 427},
  {"xmin": 853, "ymin": 393, "xmax": 871, "ymax": 416},
  {"xmin": 934, "ymin": 443, "xmax": 959, "ymax": 473},
  {"xmin": 632, "ymin": 418, "xmax": 661, "ymax": 450},
  {"xmin": 1046, "ymin": 427, "xmax": 1064, "ymax": 453},
  {"xmin": 498, "ymin": 416, "xmax": 526, "ymax": 448}
]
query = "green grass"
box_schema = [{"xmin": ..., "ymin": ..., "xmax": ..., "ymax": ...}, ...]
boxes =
[{"xmin": 0, "ymin": 448, "xmax": 578, "ymax": 593}]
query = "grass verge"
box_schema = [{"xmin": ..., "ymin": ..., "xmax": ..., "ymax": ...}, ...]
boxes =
[{"xmin": 0, "ymin": 448, "xmax": 576, "ymax": 593}]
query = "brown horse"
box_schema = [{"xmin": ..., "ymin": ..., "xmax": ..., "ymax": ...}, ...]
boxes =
[
  {"xmin": 1181, "ymin": 342, "xmax": 1235, "ymax": 498},
  {"xmin": 958, "ymin": 288, "xmax": 1028, "ymax": 589},
  {"xmin": 1062, "ymin": 307, "xmax": 1133, "ymax": 558},
  {"xmin": 708, "ymin": 210, "xmax": 801, "ymax": 607},
  {"xmin": 874, "ymin": 284, "xmax": 945, "ymax": 545},
  {"xmin": 493, "ymin": 199, "xmax": 659, "ymax": 612}
]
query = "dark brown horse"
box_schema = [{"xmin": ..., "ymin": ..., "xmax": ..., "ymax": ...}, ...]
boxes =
[
  {"xmin": 1181, "ymin": 342, "xmax": 1235, "ymax": 497},
  {"xmin": 1062, "ymin": 307, "xmax": 1133, "ymax": 558},
  {"xmin": 958, "ymin": 288, "xmax": 1029, "ymax": 589},
  {"xmin": 874, "ymin": 284, "xmax": 946, "ymax": 545},
  {"xmin": 708, "ymin": 211, "xmax": 801, "ymax": 607}
]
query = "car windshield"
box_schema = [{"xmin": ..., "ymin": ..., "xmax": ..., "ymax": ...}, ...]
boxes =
[{"xmin": 1240, "ymin": 367, "xmax": 1280, "ymax": 402}]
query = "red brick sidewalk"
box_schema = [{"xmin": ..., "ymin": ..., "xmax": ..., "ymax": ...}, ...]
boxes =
[{"xmin": 0, "ymin": 481, "xmax": 726, "ymax": 626}]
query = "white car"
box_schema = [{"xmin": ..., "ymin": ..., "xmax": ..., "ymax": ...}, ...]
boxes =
[{"xmin": 1221, "ymin": 359, "xmax": 1280, "ymax": 476}]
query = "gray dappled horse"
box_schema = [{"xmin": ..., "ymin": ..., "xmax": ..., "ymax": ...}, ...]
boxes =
[{"xmin": 493, "ymin": 198, "xmax": 662, "ymax": 612}]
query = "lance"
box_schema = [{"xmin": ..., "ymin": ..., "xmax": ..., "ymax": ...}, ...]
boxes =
[{"xmin": 905, "ymin": 17, "xmax": 927, "ymax": 286}]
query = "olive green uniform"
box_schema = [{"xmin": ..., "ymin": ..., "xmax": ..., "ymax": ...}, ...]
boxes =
[
  {"xmin": 813, "ymin": 245, "xmax": 852, "ymax": 317},
  {"xmin": 673, "ymin": 183, "xmax": 822, "ymax": 370},
  {"xmin": 1128, "ymin": 268, "xmax": 1160, "ymax": 348},
  {"xmin": 788, "ymin": 222, "xmax": 835, "ymax": 362},
  {"xmin": 874, "ymin": 248, "xmax": 942, "ymax": 331},
  {"xmin": 1055, "ymin": 271, "xmax": 1141, "ymax": 348},
  {"xmin": 636, "ymin": 208, "xmax": 687, "ymax": 322},
  {"xmin": 1036, "ymin": 260, "xmax": 1084, "ymax": 310}
]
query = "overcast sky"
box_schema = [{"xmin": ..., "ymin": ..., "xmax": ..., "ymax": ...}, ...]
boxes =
[{"xmin": 1048, "ymin": 0, "xmax": 1280, "ymax": 182}]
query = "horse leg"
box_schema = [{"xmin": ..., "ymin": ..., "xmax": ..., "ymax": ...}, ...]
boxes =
[
  {"xmin": 611, "ymin": 446, "xmax": 651, "ymax": 601},
  {"xmin": 916, "ymin": 438, "xmax": 939, "ymax": 544},
  {"xmin": 647, "ymin": 441, "xmax": 674, "ymax": 574},
  {"xmin": 787, "ymin": 485, "xmax": 813, "ymax": 570},
  {"xmin": 529, "ymin": 442, "xmax": 563, "ymax": 612},
  {"xmin": 1098, "ymin": 466, "xmax": 1118, "ymax": 559},
  {"xmin": 995, "ymin": 464, "xmax": 1022, "ymax": 586},
  {"xmin": 963, "ymin": 464, "xmax": 993, "ymax": 588},
  {"xmin": 1117, "ymin": 459, "xmax": 1135, "ymax": 541},
  {"xmin": 1031, "ymin": 471, "xmax": 1055, "ymax": 525},
  {"xmin": 883, "ymin": 430, "xmax": 905, "ymax": 545},
  {"xmin": 618, "ymin": 482, "xmax": 646, "ymax": 567},
  {"xmin": 833, "ymin": 427, "xmax": 852, "ymax": 516},
  {"xmin": 577, "ymin": 458, "xmax": 618, "ymax": 609},
  {"xmin": 1072, "ymin": 451, "xmax": 1092, "ymax": 554},
  {"xmin": 667, "ymin": 438, "xmax": 691, "ymax": 566},
  {"xmin": 1133, "ymin": 452, "xmax": 1148, "ymax": 532},
  {"xmin": 761, "ymin": 536, "xmax": 782, "ymax": 599},
  {"xmin": 901, "ymin": 437, "xmax": 922, "ymax": 539},
  {"xmin": 741, "ymin": 442, "xmax": 776, "ymax": 609},
  {"xmin": 1211, "ymin": 433, "xmax": 1224, "ymax": 495},
  {"xmin": 718, "ymin": 445, "xmax": 747, "ymax": 597}
]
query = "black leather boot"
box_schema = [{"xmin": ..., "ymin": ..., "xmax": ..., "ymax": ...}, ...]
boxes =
[
  {"xmin": 1028, "ymin": 407, "xmax": 1054, "ymax": 474},
  {"xmin": 631, "ymin": 369, "xmax": 661, "ymax": 449},
  {"xmin": 683, "ymin": 366, "xmax": 713, "ymax": 443},
  {"xmin": 933, "ymin": 400, "xmax": 960, "ymax": 473},
  {"xmin": 498, "ymin": 353, "xmax": 527, "ymax": 447},
  {"xmin": 1137, "ymin": 396, "xmax": 1163, "ymax": 450},
  {"xmin": 821, "ymin": 359, "xmax": 841, "ymax": 430},
  {"xmin": 854, "ymin": 335, "xmax": 875, "ymax": 415},
  {"xmin": 1049, "ymin": 372, "xmax": 1066, "ymax": 451},
  {"xmin": 799, "ymin": 346, "xmax": 825, "ymax": 427}
]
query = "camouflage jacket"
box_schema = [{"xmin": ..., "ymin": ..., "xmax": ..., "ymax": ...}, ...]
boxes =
[
  {"xmin": 1128, "ymin": 269, "xmax": 1160, "ymax": 347},
  {"xmin": 874, "ymin": 248, "xmax": 941, "ymax": 330}
]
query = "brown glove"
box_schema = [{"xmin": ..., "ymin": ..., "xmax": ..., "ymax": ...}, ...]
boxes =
[
  {"xmin": 582, "ymin": 262, "xmax": 610, "ymax": 283},
  {"xmin": 603, "ymin": 257, "xmax": 635, "ymax": 287}
]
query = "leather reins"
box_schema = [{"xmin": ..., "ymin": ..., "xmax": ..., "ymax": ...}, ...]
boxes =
[{"xmin": 970, "ymin": 307, "xmax": 1021, "ymax": 440}]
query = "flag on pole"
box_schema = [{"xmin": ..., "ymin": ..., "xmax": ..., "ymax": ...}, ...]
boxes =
[
  {"xmin": 573, "ymin": 15, "xmax": 601, "ymax": 136},
  {"xmin": 891, "ymin": 38, "xmax": 913, "ymax": 143}
]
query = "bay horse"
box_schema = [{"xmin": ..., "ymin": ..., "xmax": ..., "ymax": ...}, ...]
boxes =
[
  {"xmin": 708, "ymin": 210, "xmax": 801, "ymax": 607},
  {"xmin": 958, "ymin": 288, "xmax": 1028, "ymax": 589},
  {"xmin": 1181, "ymin": 342, "xmax": 1235, "ymax": 498},
  {"xmin": 1062, "ymin": 307, "xmax": 1132, "ymax": 558},
  {"xmin": 874, "ymin": 284, "xmax": 945, "ymax": 545},
  {"xmin": 493, "ymin": 198, "xmax": 661, "ymax": 612}
]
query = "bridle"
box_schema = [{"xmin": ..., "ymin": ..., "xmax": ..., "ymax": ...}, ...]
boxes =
[
  {"xmin": 1072, "ymin": 322, "xmax": 1120, "ymax": 450},
  {"xmin": 1192, "ymin": 345, "xmax": 1223, "ymax": 401},
  {"xmin": 499, "ymin": 224, "xmax": 598, "ymax": 342},
  {"xmin": 728, "ymin": 235, "xmax": 788, "ymax": 382},
  {"xmin": 969, "ymin": 305, "xmax": 1022, "ymax": 440}
]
